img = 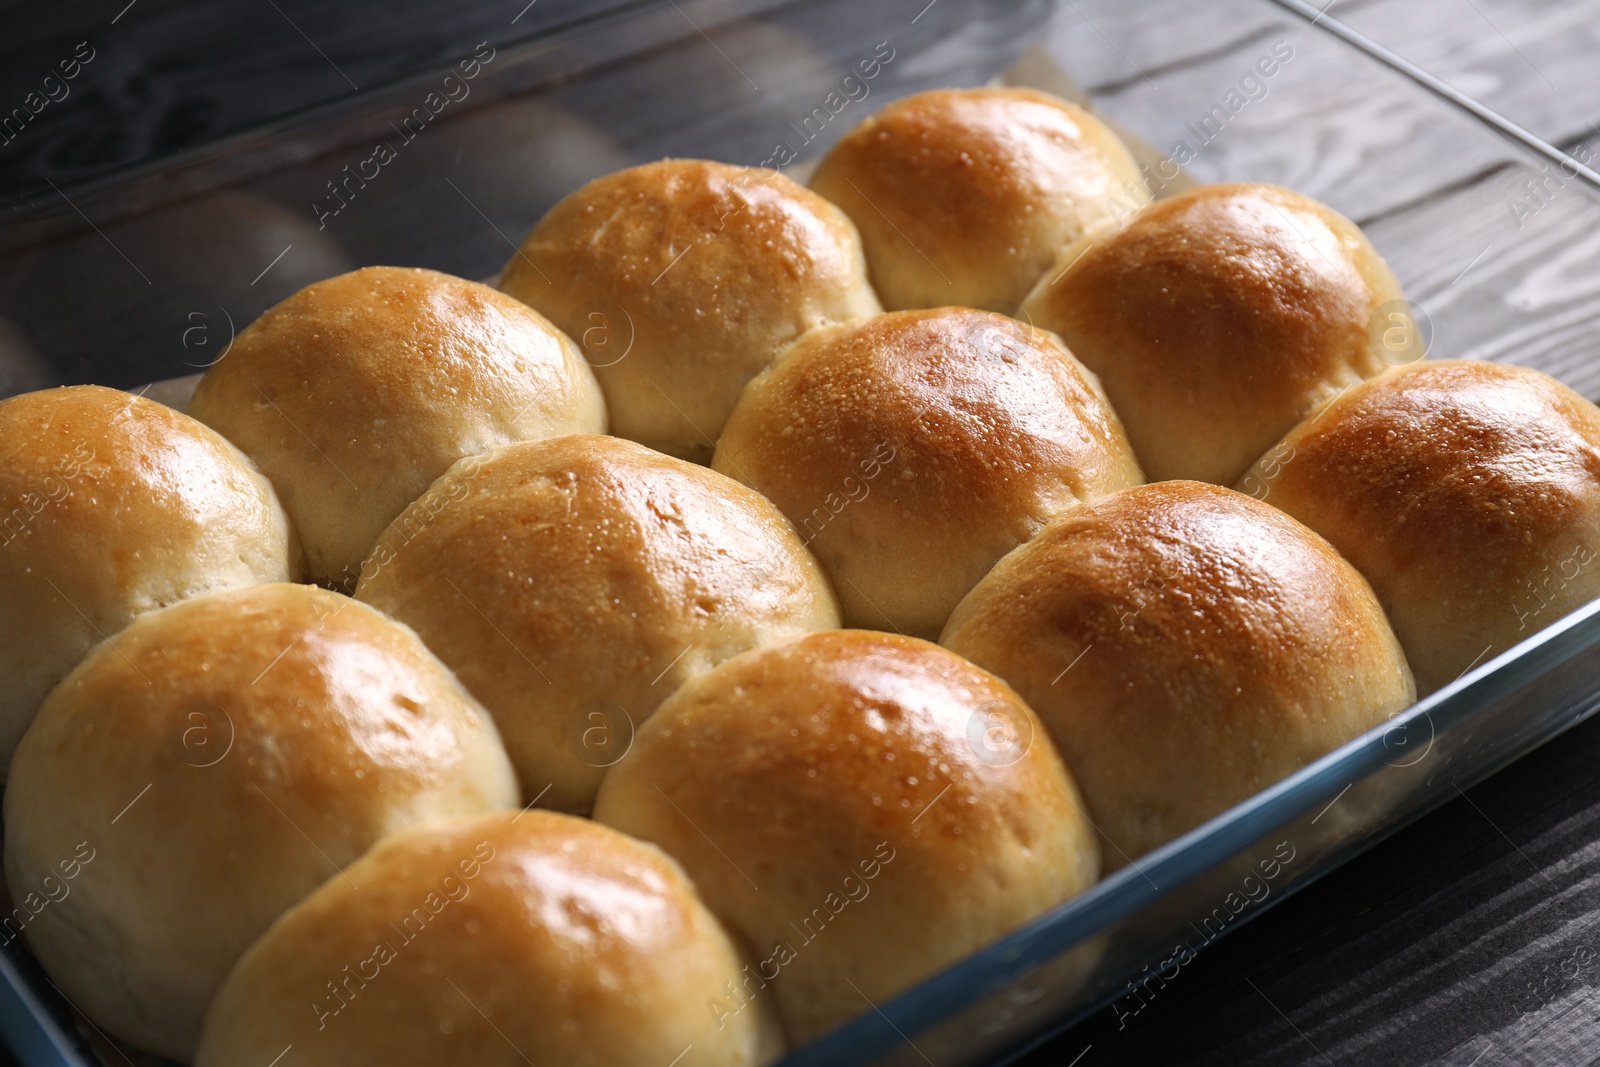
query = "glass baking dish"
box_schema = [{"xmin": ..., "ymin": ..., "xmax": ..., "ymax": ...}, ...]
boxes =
[{"xmin": 4, "ymin": 0, "xmax": 1600, "ymax": 1064}]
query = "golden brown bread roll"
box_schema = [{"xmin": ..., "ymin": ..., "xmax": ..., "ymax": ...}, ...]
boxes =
[
  {"xmin": 809, "ymin": 87, "xmax": 1142, "ymax": 312},
  {"xmin": 498, "ymin": 158, "xmax": 880, "ymax": 461},
  {"xmin": 355, "ymin": 434, "xmax": 840, "ymax": 813},
  {"xmin": 712, "ymin": 307, "xmax": 1141, "ymax": 638},
  {"xmin": 187, "ymin": 266, "xmax": 605, "ymax": 589},
  {"xmin": 0, "ymin": 385, "xmax": 293, "ymax": 776},
  {"xmin": 592, "ymin": 629, "xmax": 1098, "ymax": 1043},
  {"xmin": 2, "ymin": 583, "xmax": 517, "ymax": 1060},
  {"xmin": 1238, "ymin": 359, "xmax": 1600, "ymax": 694},
  {"xmin": 1019, "ymin": 182, "xmax": 1406, "ymax": 485},
  {"xmin": 941, "ymin": 481, "xmax": 1415, "ymax": 866},
  {"xmin": 196, "ymin": 811, "xmax": 780, "ymax": 1067}
]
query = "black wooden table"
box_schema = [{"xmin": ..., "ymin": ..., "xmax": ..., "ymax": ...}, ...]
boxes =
[{"xmin": 2, "ymin": 2, "xmax": 1599, "ymax": 1065}]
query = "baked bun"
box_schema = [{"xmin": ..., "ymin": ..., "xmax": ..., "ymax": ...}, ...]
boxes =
[
  {"xmin": 2, "ymin": 583, "xmax": 517, "ymax": 1060},
  {"xmin": 592, "ymin": 629, "xmax": 1098, "ymax": 1043},
  {"xmin": 809, "ymin": 87, "xmax": 1142, "ymax": 313},
  {"xmin": 1239, "ymin": 360, "xmax": 1600, "ymax": 694},
  {"xmin": 1019, "ymin": 182, "xmax": 1406, "ymax": 485},
  {"xmin": 713, "ymin": 307, "xmax": 1141, "ymax": 638},
  {"xmin": 196, "ymin": 811, "xmax": 780, "ymax": 1067},
  {"xmin": 186, "ymin": 266, "xmax": 605, "ymax": 589},
  {"xmin": 356, "ymin": 433, "xmax": 839, "ymax": 813},
  {"xmin": 0, "ymin": 385, "xmax": 293, "ymax": 776},
  {"xmin": 941, "ymin": 481, "xmax": 1414, "ymax": 866},
  {"xmin": 498, "ymin": 159, "xmax": 880, "ymax": 461}
]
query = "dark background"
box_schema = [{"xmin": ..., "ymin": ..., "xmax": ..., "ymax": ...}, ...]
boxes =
[
  {"xmin": 4, "ymin": 2, "xmax": 1600, "ymax": 1066},
  {"xmin": 0, "ymin": 0, "xmax": 643, "ymax": 206}
]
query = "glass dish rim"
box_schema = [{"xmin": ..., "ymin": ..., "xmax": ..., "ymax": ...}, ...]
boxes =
[
  {"xmin": 0, "ymin": 0, "xmax": 810, "ymax": 229},
  {"xmin": 783, "ymin": 595, "xmax": 1600, "ymax": 1063}
]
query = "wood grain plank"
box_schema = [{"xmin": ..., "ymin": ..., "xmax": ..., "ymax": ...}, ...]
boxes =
[
  {"xmin": 1022, "ymin": 706, "xmax": 1600, "ymax": 1066},
  {"xmin": 1337, "ymin": 0, "xmax": 1600, "ymax": 150},
  {"xmin": 1071, "ymin": 18, "xmax": 1520, "ymax": 224},
  {"xmin": 1365, "ymin": 159, "xmax": 1600, "ymax": 400},
  {"xmin": 1036, "ymin": 0, "xmax": 1290, "ymax": 92}
]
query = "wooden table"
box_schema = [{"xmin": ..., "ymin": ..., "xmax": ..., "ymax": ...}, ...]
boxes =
[{"xmin": 3, "ymin": 2, "xmax": 1600, "ymax": 1065}]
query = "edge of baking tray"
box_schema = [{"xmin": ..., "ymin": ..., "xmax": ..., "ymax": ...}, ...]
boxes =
[
  {"xmin": 781, "ymin": 595, "xmax": 1600, "ymax": 1065},
  {"xmin": 1265, "ymin": 0, "xmax": 1600, "ymax": 189},
  {"xmin": 0, "ymin": 0, "xmax": 807, "ymax": 230}
]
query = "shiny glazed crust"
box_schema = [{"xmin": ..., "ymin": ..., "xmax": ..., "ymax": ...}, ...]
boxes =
[
  {"xmin": 592, "ymin": 629, "xmax": 1099, "ymax": 1043},
  {"xmin": 1240, "ymin": 359, "xmax": 1600, "ymax": 694},
  {"xmin": 1020, "ymin": 182, "xmax": 1405, "ymax": 485},
  {"xmin": 0, "ymin": 385, "xmax": 293, "ymax": 775},
  {"xmin": 2, "ymin": 583, "xmax": 517, "ymax": 1060},
  {"xmin": 196, "ymin": 811, "xmax": 781, "ymax": 1067},
  {"xmin": 355, "ymin": 433, "xmax": 840, "ymax": 813},
  {"xmin": 187, "ymin": 266, "xmax": 605, "ymax": 588},
  {"xmin": 500, "ymin": 159, "xmax": 880, "ymax": 461},
  {"xmin": 941, "ymin": 481, "xmax": 1415, "ymax": 865},
  {"xmin": 810, "ymin": 87, "xmax": 1143, "ymax": 312},
  {"xmin": 713, "ymin": 307, "xmax": 1142, "ymax": 637}
]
